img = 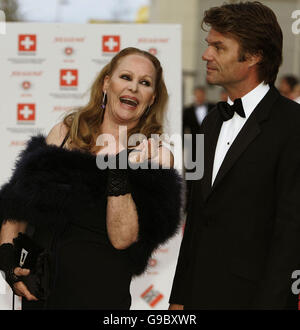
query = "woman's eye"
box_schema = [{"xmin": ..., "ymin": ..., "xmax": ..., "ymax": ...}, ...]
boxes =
[
  {"xmin": 121, "ymin": 75, "xmax": 131, "ymax": 80},
  {"xmin": 141, "ymin": 80, "xmax": 151, "ymax": 86}
]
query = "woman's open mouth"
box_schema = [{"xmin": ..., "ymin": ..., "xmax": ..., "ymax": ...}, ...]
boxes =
[{"xmin": 119, "ymin": 96, "xmax": 139, "ymax": 109}]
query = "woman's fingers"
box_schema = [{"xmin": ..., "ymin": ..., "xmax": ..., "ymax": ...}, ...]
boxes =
[
  {"xmin": 129, "ymin": 140, "xmax": 146, "ymax": 163},
  {"xmin": 148, "ymin": 138, "xmax": 159, "ymax": 159},
  {"xmin": 14, "ymin": 267, "xmax": 30, "ymax": 277},
  {"xmin": 13, "ymin": 281, "xmax": 38, "ymax": 301},
  {"xmin": 13, "ymin": 267, "xmax": 38, "ymax": 301},
  {"xmin": 129, "ymin": 138, "xmax": 160, "ymax": 163}
]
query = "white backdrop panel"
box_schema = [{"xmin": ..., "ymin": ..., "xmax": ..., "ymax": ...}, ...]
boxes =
[{"xmin": 0, "ymin": 22, "xmax": 183, "ymax": 310}]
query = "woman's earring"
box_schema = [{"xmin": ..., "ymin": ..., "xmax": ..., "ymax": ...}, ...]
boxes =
[
  {"xmin": 101, "ymin": 91, "xmax": 107, "ymax": 110},
  {"xmin": 145, "ymin": 105, "xmax": 151, "ymax": 115}
]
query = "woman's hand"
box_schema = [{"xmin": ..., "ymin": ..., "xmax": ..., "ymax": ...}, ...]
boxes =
[
  {"xmin": 12, "ymin": 267, "xmax": 38, "ymax": 301},
  {"xmin": 129, "ymin": 138, "xmax": 174, "ymax": 168},
  {"xmin": 0, "ymin": 221, "xmax": 37, "ymax": 301},
  {"xmin": 128, "ymin": 138, "xmax": 159, "ymax": 163}
]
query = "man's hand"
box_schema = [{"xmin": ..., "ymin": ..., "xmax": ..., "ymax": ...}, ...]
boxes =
[{"xmin": 169, "ymin": 304, "xmax": 184, "ymax": 310}]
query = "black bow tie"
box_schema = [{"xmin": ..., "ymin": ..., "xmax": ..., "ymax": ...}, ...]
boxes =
[{"xmin": 217, "ymin": 98, "xmax": 246, "ymax": 121}]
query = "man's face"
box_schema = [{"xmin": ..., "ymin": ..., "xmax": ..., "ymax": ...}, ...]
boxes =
[{"xmin": 202, "ymin": 28, "xmax": 253, "ymax": 88}]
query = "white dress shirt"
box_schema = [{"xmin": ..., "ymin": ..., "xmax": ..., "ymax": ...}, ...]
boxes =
[
  {"xmin": 195, "ymin": 105, "xmax": 208, "ymax": 125},
  {"xmin": 211, "ymin": 82, "xmax": 270, "ymax": 186}
]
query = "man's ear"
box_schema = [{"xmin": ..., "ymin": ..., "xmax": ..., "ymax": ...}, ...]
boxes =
[
  {"xmin": 103, "ymin": 75, "xmax": 110, "ymax": 92},
  {"xmin": 247, "ymin": 52, "xmax": 262, "ymax": 68}
]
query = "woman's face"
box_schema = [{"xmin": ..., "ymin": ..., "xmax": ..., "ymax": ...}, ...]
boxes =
[{"xmin": 103, "ymin": 54, "xmax": 156, "ymax": 128}]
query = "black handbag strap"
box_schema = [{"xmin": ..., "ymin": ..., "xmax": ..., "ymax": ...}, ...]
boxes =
[{"xmin": 60, "ymin": 131, "xmax": 70, "ymax": 148}]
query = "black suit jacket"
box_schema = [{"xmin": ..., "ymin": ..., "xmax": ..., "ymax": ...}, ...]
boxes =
[
  {"xmin": 183, "ymin": 102, "xmax": 215, "ymax": 135},
  {"xmin": 183, "ymin": 103, "xmax": 215, "ymax": 166},
  {"xmin": 170, "ymin": 86, "xmax": 300, "ymax": 309}
]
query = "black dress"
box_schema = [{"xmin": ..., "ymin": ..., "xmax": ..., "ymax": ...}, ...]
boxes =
[
  {"xmin": 28, "ymin": 134, "xmax": 131, "ymax": 309},
  {"xmin": 45, "ymin": 219, "xmax": 132, "ymax": 309}
]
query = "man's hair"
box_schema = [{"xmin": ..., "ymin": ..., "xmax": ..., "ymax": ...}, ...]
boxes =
[
  {"xmin": 281, "ymin": 75, "xmax": 299, "ymax": 90},
  {"xmin": 202, "ymin": 1, "xmax": 283, "ymax": 85}
]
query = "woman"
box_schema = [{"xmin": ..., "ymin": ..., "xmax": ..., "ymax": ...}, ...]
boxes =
[{"xmin": 0, "ymin": 47, "xmax": 183, "ymax": 309}]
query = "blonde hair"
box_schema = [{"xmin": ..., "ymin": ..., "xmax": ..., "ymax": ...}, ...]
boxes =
[{"xmin": 63, "ymin": 47, "xmax": 169, "ymax": 154}]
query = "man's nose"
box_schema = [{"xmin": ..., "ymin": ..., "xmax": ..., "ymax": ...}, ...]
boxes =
[{"xmin": 202, "ymin": 47, "xmax": 213, "ymax": 61}]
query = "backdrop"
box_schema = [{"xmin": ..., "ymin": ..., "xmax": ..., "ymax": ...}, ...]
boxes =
[{"xmin": 0, "ymin": 22, "xmax": 183, "ymax": 310}]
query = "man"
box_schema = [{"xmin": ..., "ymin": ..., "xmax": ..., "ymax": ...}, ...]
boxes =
[
  {"xmin": 278, "ymin": 75, "xmax": 299, "ymax": 99},
  {"xmin": 170, "ymin": 1, "xmax": 300, "ymax": 309},
  {"xmin": 183, "ymin": 86, "xmax": 215, "ymax": 139},
  {"xmin": 183, "ymin": 86, "xmax": 215, "ymax": 202}
]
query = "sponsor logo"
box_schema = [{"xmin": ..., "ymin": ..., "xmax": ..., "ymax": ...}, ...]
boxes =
[
  {"xmin": 138, "ymin": 37, "xmax": 169, "ymax": 43},
  {"xmin": 17, "ymin": 103, "xmax": 36, "ymax": 124},
  {"xmin": 64, "ymin": 46, "xmax": 74, "ymax": 56},
  {"xmin": 102, "ymin": 35, "xmax": 120, "ymax": 53},
  {"xmin": 141, "ymin": 285, "xmax": 164, "ymax": 307},
  {"xmin": 60, "ymin": 69, "xmax": 78, "ymax": 87},
  {"xmin": 148, "ymin": 48, "xmax": 158, "ymax": 56},
  {"xmin": 19, "ymin": 34, "xmax": 36, "ymax": 52},
  {"xmin": 22, "ymin": 81, "xmax": 31, "ymax": 90},
  {"xmin": 9, "ymin": 140, "xmax": 26, "ymax": 147},
  {"xmin": 148, "ymin": 258, "xmax": 157, "ymax": 267}
]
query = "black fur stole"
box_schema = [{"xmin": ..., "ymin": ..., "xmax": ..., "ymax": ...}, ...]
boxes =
[{"xmin": 0, "ymin": 135, "xmax": 184, "ymax": 275}]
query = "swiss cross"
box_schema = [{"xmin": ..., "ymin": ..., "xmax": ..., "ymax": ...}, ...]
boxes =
[
  {"xmin": 102, "ymin": 36, "xmax": 120, "ymax": 53},
  {"xmin": 20, "ymin": 105, "xmax": 34, "ymax": 119},
  {"xmin": 21, "ymin": 36, "xmax": 34, "ymax": 50},
  {"xmin": 104, "ymin": 37, "xmax": 118, "ymax": 51},
  {"xmin": 62, "ymin": 71, "xmax": 76, "ymax": 85}
]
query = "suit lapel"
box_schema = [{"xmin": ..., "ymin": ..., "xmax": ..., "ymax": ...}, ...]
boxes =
[
  {"xmin": 202, "ymin": 86, "xmax": 280, "ymax": 202},
  {"xmin": 201, "ymin": 110, "xmax": 223, "ymax": 201}
]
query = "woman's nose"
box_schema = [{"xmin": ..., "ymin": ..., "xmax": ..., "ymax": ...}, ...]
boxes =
[{"xmin": 128, "ymin": 80, "xmax": 138, "ymax": 92}]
